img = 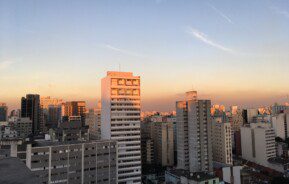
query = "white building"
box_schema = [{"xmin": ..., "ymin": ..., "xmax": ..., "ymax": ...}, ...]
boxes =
[
  {"xmin": 101, "ymin": 71, "xmax": 141, "ymax": 184},
  {"xmin": 241, "ymin": 124, "xmax": 276, "ymax": 167},
  {"xmin": 212, "ymin": 120, "xmax": 233, "ymax": 165},
  {"xmin": 245, "ymin": 109, "xmax": 259, "ymax": 123},
  {"xmin": 272, "ymin": 111, "xmax": 289, "ymax": 140},
  {"xmin": 176, "ymin": 91, "xmax": 213, "ymax": 173}
]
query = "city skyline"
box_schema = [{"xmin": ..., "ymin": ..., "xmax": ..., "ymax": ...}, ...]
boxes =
[{"xmin": 1, "ymin": 0, "xmax": 289, "ymax": 111}]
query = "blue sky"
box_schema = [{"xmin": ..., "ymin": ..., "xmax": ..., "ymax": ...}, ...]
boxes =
[{"xmin": 1, "ymin": 0, "xmax": 289, "ymax": 111}]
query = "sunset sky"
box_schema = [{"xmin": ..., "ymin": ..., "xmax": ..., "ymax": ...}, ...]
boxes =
[{"xmin": 1, "ymin": 0, "xmax": 289, "ymax": 111}]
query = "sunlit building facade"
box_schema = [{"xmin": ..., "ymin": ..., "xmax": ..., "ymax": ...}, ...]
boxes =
[{"xmin": 101, "ymin": 71, "xmax": 141, "ymax": 184}]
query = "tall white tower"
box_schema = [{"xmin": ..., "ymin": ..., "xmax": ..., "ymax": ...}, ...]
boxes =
[{"xmin": 101, "ymin": 71, "xmax": 141, "ymax": 184}]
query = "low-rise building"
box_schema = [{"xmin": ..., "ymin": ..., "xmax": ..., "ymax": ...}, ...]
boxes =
[
  {"xmin": 26, "ymin": 140, "xmax": 117, "ymax": 184},
  {"xmin": 165, "ymin": 169, "xmax": 219, "ymax": 184}
]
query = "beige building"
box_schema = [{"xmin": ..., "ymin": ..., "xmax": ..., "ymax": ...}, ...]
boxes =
[
  {"xmin": 101, "ymin": 71, "xmax": 141, "ymax": 184},
  {"xmin": 212, "ymin": 118, "xmax": 233, "ymax": 165},
  {"xmin": 241, "ymin": 124, "xmax": 276, "ymax": 167},
  {"xmin": 176, "ymin": 91, "xmax": 213, "ymax": 173},
  {"xmin": 86, "ymin": 103, "xmax": 101, "ymax": 140},
  {"xmin": 40, "ymin": 96, "xmax": 63, "ymax": 109},
  {"xmin": 272, "ymin": 110, "xmax": 289, "ymax": 140},
  {"xmin": 153, "ymin": 122, "xmax": 174, "ymax": 166}
]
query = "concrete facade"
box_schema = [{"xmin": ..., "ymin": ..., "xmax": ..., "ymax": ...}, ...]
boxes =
[
  {"xmin": 212, "ymin": 121, "xmax": 233, "ymax": 165},
  {"xmin": 153, "ymin": 122, "xmax": 174, "ymax": 166},
  {"xmin": 26, "ymin": 140, "xmax": 117, "ymax": 184},
  {"xmin": 176, "ymin": 91, "xmax": 213, "ymax": 173},
  {"xmin": 241, "ymin": 125, "xmax": 276, "ymax": 167},
  {"xmin": 101, "ymin": 71, "xmax": 141, "ymax": 183}
]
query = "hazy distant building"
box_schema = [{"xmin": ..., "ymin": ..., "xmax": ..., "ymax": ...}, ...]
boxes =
[
  {"xmin": 243, "ymin": 108, "xmax": 258, "ymax": 124},
  {"xmin": 241, "ymin": 124, "xmax": 276, "ymax": 167},
  {"xmin": 0, "ymin": 103, "xmax": 8, "ymax": 122},
  {"xmin": 40, "ymin": 96, "xmax": 63, "ymax": 129},
  {"xmin": 272, "ymin": 103, "xmax": 289, "ymax": 115},
  {"xmin": 153, "ymin": 122, "xmax": 174, "ymax": 166},
  {"xmin": 62, "ymin": 101, "xmax": 86, "ymax": 125},
  {"xmin": 21, "ymin": 94, "xmax": 41, "ymax": 135},
  {"xmin": 212, "ymin": 118, "xmax": 233, "ymax": 165},
  {"xmin": 47, "ymin": 105, "xmax": 62, "ymax": 128},
  {"xmin": 101, "ymin": 71, "xmax": 141, "ymax": 183},
  {"xmin": 176, "ymin": 91, "xmax": 213, "ymax": 173},
  {"xmin": 86, "ymin": 107, "xmax": 101, "ymax": 140},
  {"xmin": 25, "ymin": 140, "xmax": 117, "ymax": 184},
  {"xmin": 40, "ymin": 96, "xmax": 63, "ymax": 109}
]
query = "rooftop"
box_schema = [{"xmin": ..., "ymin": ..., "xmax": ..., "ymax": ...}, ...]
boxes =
[
  {"xmin": 166, "ymin": 169, "xmax": 217, "ymax": 182},
  {"xmin": 0, "ymin": 157, "xmax": 41, "ymax": 184}
]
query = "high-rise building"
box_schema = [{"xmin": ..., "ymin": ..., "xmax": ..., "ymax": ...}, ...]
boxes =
[
  {"xmin": 40, "ymin": 96, "xmax": 63, "ymax": 129},
  {"xmin": 176, "ymin": 91, "xmax": 213, "ymax": 173},
  {"xmin": 40, "ymin": 96, "xmax": 63, "ymax": 109},
  {"xmin": 0, "ymin": 103, "xmax": 8, "ymax": 122},
  {"xmin": 62, "ymin": 101, "xmax": 86, "ymax": 125},
  {"xmin": 153, "ymin": 122, "xmax": 174, "ymax": 166},
  {"xmin": 47, "ymin": 105, "xmax": 62, "ymax": 128},
  {"xmin": 176, "ymin": 91, "xmax": 197, "ymax": 170},
  {"xmin": 272, "ymin": 110, "xmax": 289, "ymax": 140},
  {"xmin": 101, "ymin": 71, "xmax": 141, "ymax": 183},
  {"xmin": 212, "ymin": 117, "xmax": 233, "ymax": 165},
  {"xmin": 21, "ymin": 94, "xmax": 41, "ymax": 135},
  {"xmin": 241, "ymin": 124, "xmax": 276, "ymax": 167}
]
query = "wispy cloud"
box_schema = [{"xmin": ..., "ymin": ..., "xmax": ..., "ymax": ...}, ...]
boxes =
[
  {"xmin": 186, "ymin": 27, "xmax": 234, "ymax": 53},
  {"xmin": 0, "ymin": 60, "xmax": 15, "ymax": 70},
  {"xmin": 207, "ymin": 3, "xmax": 233, "ymax": 24},
  {"xmin": 155, "ymin": 0, "xmax": 167, "ymax": 4},
  {"xmin": 102, "ymin": 44, "xmax": 144, "ymax": 57},
  {"xmin": 271, "ymin": 6, "xmax": 289, "ymax": 19}
]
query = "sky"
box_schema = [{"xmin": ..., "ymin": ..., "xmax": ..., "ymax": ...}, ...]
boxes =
[{"xmin": 0, "ymin": 0, "xmax": 289, "ymax": 111}]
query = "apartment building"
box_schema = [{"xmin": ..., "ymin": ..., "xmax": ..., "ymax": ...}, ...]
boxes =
[
  {"xmin": 101, "ymin": 71, "xmax": 141, "ymax": 183},
  {"xmin": 26, "ymin": 140, "xmax": 117, "ymax": 184},
  {"xmin": 176, "ymin": 91, "xmax": 213, "ymax": 173},
  {"xmin": 241, "ymin": 124, "xmax": 276, "ymax": 167},
  {"xmin": 153, "ymin": 122, "xmax": 174, "ymax": 166},
  {"xmin": 212, "ymin": 118, "xmax": 233, "ymax": 165}
]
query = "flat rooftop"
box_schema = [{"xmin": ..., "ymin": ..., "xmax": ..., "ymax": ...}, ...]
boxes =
[
  {"xmin": 0, "ymin": 157, "xmax": 41, "ymax": 184},
  {"xmin": 166, "ymin": 169, "xmax": 217, "ymax": 182},
  {"xmin": 32, "ymin": 139, "xmax": 116, "ymax": 147}
]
